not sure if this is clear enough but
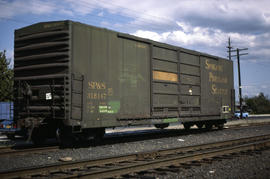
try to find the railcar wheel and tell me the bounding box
[31,127,46,145]
[154,123,169,129]
[196,123,203,130]
[92,128,105,145]
[94,128,105,141]
[183,123,191,130]
[56,127,74,147]
[205,123,213,130]
[216,123,224,130]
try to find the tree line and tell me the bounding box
[244,93,270,114]
[0,50,13,101]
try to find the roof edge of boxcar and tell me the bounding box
[71,20,230,62]
[14,20,70,37]
[15,20,229,61]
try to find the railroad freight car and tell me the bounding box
[14,20,234,144]
[0,102,16,139]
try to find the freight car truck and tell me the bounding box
[14,21,234,144]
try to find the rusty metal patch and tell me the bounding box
[153,71,178,82]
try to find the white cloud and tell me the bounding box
[98,11,104,17]
[63,0,95,16]
[251,49,270,58]
[263,12,270,24]
[100,21,124,29]
[0,0,56,18]
[242,84,270,97]
[85,0,270,31]
[132,30,168,42]
[2,0,270,33]
[5,49,13,60]
[176,21,191,33]
[133,22,256,50]
[59,9,74,16]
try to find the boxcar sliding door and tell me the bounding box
[179,51,201,116]
[151,45,180,117]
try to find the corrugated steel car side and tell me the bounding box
[70,22,234,129]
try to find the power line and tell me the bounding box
[232,60,270,71]
[69,0,178,31]
[0,3,178,35]
[93,0,176,24]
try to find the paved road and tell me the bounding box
[249,114,270,119]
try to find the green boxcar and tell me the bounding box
[14,20,234,144]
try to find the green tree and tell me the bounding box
[0,50,13,101]
[245,93,270,114]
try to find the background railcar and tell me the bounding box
[14,20,234,144]
[0,102,16,139]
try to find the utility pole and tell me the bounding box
[227,37,233,60]
[231,48,248,119]
[237,49,243,119]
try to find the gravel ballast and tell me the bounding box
[147,149,270,179]
[0,123,270,178]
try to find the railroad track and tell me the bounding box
[0,145,59,157]
[0,134,269,179]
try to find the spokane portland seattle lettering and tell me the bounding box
[205,59,228,95]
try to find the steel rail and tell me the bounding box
[0,134,270,179]
[0,145,59,157]
[74,140,270,179]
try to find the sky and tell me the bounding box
[0,0,270,98]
